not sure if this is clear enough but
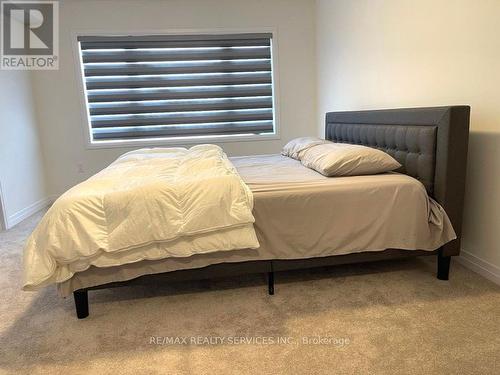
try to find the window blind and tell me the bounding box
[77,33,275,142]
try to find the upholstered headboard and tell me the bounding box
[325,106,470,256]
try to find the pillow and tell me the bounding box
[299,142,401,177]
[281,137,329,160]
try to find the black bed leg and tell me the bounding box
[73,290,89,319]
[437,250,451,280]
[268,272,275,295]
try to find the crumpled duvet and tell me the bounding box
[23,145,259,290]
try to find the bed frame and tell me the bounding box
[73,106,470,319]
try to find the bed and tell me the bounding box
[25,106,471,318]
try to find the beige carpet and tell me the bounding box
[0,211,499,375]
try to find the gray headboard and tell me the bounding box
[325,106,470,256]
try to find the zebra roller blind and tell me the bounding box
[77,33,276,142]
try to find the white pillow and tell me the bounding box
[281,137,329,160]
[299,142,401,177]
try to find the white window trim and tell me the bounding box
[71,27,281,150]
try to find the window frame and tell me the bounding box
[72,28,281,149]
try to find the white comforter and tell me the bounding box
[23,145,259,290]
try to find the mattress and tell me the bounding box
[57,154,456,296]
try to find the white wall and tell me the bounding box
[32,0,317,195]
[0,69,48,228]
[316,0,500,276]
[13,0,498,281]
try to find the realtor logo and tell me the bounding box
[1,0,59,69]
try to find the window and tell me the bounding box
[77,33,277,144]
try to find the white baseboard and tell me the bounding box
[0,182,7,231]
[457,250,500,286]
[6,196,53,229]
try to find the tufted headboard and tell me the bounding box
[325,106,470,256]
